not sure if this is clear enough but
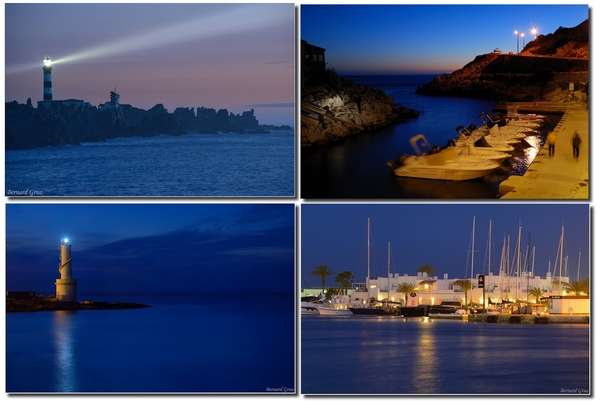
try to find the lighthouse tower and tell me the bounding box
[55,238,78,302]
[43,55,52,101]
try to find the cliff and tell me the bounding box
[416,20,589,103]
[301,70,419,147]
[5,100,290,150]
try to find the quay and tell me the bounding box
[494,102,589,199]
[429,313,589,324]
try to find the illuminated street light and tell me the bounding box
[514,30,519,53]
[531,28,538,56]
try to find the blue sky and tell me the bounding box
[5,3,294,125]
[301,4,589,74]
[6,204,295,295]
[301,204,589,290]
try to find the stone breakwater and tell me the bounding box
[302,77,419,147]
[6,298,152,312]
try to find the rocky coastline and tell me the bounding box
[301,74,419,147]
[5,100,292,151]
[416,20,588,102]
[6,297,152,312]
[301,19,587,148]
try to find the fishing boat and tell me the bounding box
[393,135,499,181]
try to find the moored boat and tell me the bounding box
[393,134,500,181]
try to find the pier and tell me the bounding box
[494,102,588,199]
[429,313,589,324]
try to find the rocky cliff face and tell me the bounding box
[416,19,588,103]
[301,73,419,147]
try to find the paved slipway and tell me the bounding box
[499,103,589,199]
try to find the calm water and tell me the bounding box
[301,316,589,395]
[301,75,559,199]
[5,130,295,197]
[6,292,295,393]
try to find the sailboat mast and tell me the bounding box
[387,242,391,304]
[516,224,521,301]
[367,217,371,295]
[558,225,564,295]
[488,220,492,276]
[471,216,475,279]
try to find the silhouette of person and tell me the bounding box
[546,131,557,157]
[572,131,582,158]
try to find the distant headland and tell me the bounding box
[5,98,293,150]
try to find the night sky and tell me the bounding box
[5,3,294,125]
[5,204,295,296]
[301,4,589,75]
[301,204,589,289]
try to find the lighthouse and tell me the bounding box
[43,54,52,101]
[55,238,78,302]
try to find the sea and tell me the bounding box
[301,316,590,395]
[301,75,561,199]
[6,292,295,393]
[5,130,295,197]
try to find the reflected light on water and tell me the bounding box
[53,311,78,392]
[411,327,438,393]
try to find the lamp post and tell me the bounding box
[531,28,538,56]
[521,33,525,52]
[514,30,519,53]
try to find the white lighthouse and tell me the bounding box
[43,54,53,101]
[55,238,78,302]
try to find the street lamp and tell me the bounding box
[521,33,525,52]
[514,30,519,53]
[531,28,538,56]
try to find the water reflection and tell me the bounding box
[53,311,78,392]
[410,326,438,394]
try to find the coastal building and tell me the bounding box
[544,295,589,314]
[55,239,78,302]
[303,271,571,307]
[301,40,327,82]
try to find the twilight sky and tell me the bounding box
[5,204,295,295]
[5,3,294,125]
[301,204,589,290]
[301,4,589,75]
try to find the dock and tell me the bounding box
[495,102,588,199]
[428,313,589,324]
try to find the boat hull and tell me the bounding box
[394,162,498,181]
[348,307,399,316]
[315,306,353,316]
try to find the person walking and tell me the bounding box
[572,131,582,158]
[547,131,557,157]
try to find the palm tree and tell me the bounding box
[456,280,473,307]
[565,278,589,296]
[335,270,354,295]
[416,264,437,276]
[396,282,416,306]
[310,264,334,294]
[528,287,544,303]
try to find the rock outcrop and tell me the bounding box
[5,101,289,150]
[301,72,419,147]
[416,20,588,103]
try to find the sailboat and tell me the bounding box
[349,222,400,316]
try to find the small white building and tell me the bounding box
[544,295,590,314]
